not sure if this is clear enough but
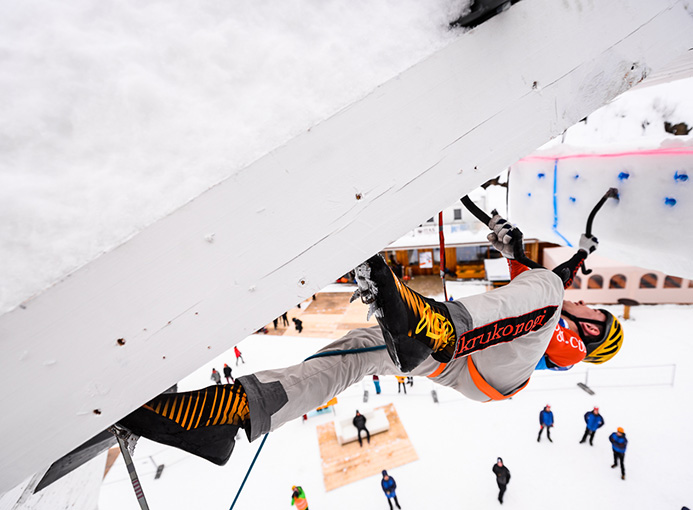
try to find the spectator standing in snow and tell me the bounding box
[372,375,381,394]
[381,470,401,510]
[223,364,234,384]
[353,410,370,447]
[537,404,554,442]
[290,485,308,509]
[580,407,605,445]
[281,312,290,326]
[273,318,279,330]
[292,317,303,333]
[493,457,511,504]
[609,427,628,480]
[234,346,244,366]
[210,368,221,385]
[395,376,407,394]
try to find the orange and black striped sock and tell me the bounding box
[143,381,249,431]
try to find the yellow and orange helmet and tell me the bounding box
[582,310,624,364]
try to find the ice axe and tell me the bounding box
[585,187,619,238]
[580,187,619,275]
[460,187,619,270]
[460,195,543,269]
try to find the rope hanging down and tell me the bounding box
[229,433,269,510]
[438,211,448,301]
[228,344,387,509]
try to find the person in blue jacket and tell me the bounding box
[579,407,604,446]
[381,470,401,510]
[537,404,554,442]
[609,427,628,480]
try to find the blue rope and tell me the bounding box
[229,432,269,510]
[228,343,386,508]
[304,344,386,361]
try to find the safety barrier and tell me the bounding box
[529,363,676,392]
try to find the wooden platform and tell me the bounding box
[262,278,450,340]
[317,403,418,491]
[263,291,374,339]
[103,446,120,479]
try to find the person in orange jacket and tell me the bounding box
[395,376,407,394]
[290,485,308,509]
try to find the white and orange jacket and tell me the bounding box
[240,263,567,441]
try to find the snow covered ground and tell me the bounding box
[98,286,693,509]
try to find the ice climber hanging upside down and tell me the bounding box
[117,214,624,465]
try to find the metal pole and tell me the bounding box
[116,437,150,510]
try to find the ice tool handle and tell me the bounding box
[580,187,620,275]
[585,187,619,238]
[460,195,543,269]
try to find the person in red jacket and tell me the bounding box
[234,345,244,366]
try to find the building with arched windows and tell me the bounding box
[544,247,693,304]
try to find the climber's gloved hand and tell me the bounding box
[487,214,519,259]
[579,233,598,254]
